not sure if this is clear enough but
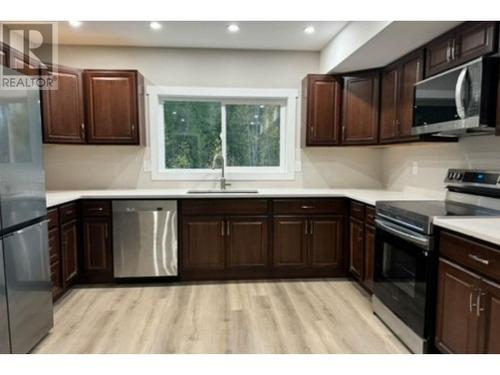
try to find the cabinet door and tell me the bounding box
[61,220,79,287]
[309,216,343,269]
[479,278,500,354]
[82,218,113,282]
[342,72,380,145]
[84,70,139,144]
[273,217,308,268]
[349,218,365,279]
[41,66,85,144]
[398,51,423,139]
[48,227,63,300]
[227,217,269,269]
[455,22,497,66]
[379,67,399,142]
[182,216,225,270]
[303,75,341,146]
[363,224,375,292]
[435,259,481,354]
[426,35,453,77]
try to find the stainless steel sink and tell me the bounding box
[187,189,259,194]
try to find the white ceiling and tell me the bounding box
[56,21,348,51]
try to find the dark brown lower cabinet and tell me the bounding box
[182,216,226,272]
[48,226,63,300]
[80,200,113,283]
[61,219,79,288]
[273,215,344,276]
[273,217,308,269]
[349,217,365,280]
[435,258,500,354]
[227,217,269,269]
[182,215,269,279]
[364,224,375,292]
[82,217,113,282]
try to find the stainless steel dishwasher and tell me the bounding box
[112,200,178,278]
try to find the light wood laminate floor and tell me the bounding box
[33,279,409,354]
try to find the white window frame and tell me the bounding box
[147,86,298,181]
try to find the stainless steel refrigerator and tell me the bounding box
[0,67,53,353]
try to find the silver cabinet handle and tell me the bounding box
[301,205,314,209]
[469,291,477,312]
[476,292,485,317]
[310,220,314,235]
[221,220,225,236]
[226,221,230,236]
[305,220,309,235]
[468,254,489,265]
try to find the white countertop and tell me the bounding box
[433,217,500,247]
[46,188,500,247]
[45,188,433,208]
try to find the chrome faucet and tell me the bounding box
[212,153,231,190]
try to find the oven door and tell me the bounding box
[374,219,434,337]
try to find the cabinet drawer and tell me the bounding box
[365,205,375,226]
[81,200,111,217]
[350,201,365,220]
[272,199,347,215]
[47,208,59,229]
[182,199,269,216]
[440,230,500,283]
[59,202,78,223]
[48,227,60,264]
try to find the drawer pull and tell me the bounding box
[89,207,104,211]
[468,254,490,265]
[301,205,314,209]
[65,209,74,215]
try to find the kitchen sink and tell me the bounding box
[187,189,259,194]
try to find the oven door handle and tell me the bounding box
[375,218,431,250]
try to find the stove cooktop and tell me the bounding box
[376,200,500,235]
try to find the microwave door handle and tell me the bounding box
[375,218,431,250]
[455,67,468,119]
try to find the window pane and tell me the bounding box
[226,104,280,167]
[163,101,221,169]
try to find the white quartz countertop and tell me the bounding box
[45,188,433,208]
[46,188,500,247]
[433,217,500,247]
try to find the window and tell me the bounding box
[148,87,298,180]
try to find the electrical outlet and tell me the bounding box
[412,161,418,175]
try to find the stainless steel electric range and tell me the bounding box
[372,169,500,354]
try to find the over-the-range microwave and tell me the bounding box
[412,57,498,137]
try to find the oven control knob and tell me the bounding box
[448,171,455,180]
[456,172,463,180]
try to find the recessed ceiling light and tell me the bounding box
[227,24,240,33]
[304,26,315,34]
[68,21,82,28]
[150,21,162,30]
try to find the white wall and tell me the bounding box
[381,136,500,197]
[44,45,383,190]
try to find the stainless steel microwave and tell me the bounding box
[412,57,498,136]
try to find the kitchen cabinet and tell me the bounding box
[435,258,482,354]
[380,50,423,143]
[348,201,376,291]
[301,74,342,146]
[61,219,79,288]
[349,217,365,280]
[47,209,63,301]
[83,70,143,144]
[309,217,343,269]
[80,200,113,283]
[182,216,226,271]
[226,217,269,269]
[342,71,380,145]
[425,22,497,77]
[273,217,309,269]
[41,65,85,144]
[436,230,500,354]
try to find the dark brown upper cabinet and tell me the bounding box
[425,21,497,77]
[380,49,424,143]
[341,70,380,145]
[301,74,342,146]
[41,65,86,144]
[83,70,143,145]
